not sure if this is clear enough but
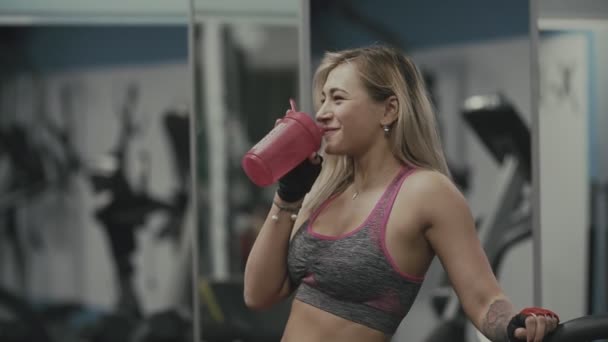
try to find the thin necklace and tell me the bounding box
[351,166,397,200]
[352,183,360,200]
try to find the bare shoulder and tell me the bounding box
[400,169,471,225]
[402,168,463,199]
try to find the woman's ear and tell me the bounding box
[381,95,399,126]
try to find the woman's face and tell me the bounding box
[316,63,386,156]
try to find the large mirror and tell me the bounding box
[308,1,534,341]
[188,0,545,341]
[189,0,302,341]
[0,18,193,342]
[537,0,608,324]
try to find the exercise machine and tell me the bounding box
[83,85,192,342]
[0,83,193,342]
[545,314,608,342]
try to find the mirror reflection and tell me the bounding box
[537,0,608,325]
[190,1,300,340]
[0,25,193,342]
[304,1,535,341]
[194,1,534,341]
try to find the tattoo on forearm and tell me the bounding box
[481,299,514,342]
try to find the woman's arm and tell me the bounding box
[416,171,555,341]
[243,194,303,310]
[243,135,322,311]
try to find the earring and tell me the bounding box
[383,125,390,135]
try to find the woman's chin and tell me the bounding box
[323,144,344,155]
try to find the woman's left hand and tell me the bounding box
[511,311,560,341]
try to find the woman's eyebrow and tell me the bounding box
[321,87,349,96]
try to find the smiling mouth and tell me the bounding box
[323,128,339,136]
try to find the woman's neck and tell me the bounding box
[351,144,402,196]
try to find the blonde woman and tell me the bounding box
[244,45,558,342]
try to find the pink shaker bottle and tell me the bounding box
[242,99,323,187]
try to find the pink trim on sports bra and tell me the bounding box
[306,166,407,240]
[379,167,425,283]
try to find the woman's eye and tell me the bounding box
[333,96,343,102]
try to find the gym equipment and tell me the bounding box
[0,81,87,298]
[156,108,190,242]
[426,314,608,342]
[88,84,191,320]
[0,82,99,342]
[0,84,193,342]
[79,85,194,342]
[544,314,608,342]
[0,123,51,291]
[426,94,532,342]
[0,31,194,342]
[0,124,49,196]
[76,93,192,342]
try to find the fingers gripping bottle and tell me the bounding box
[242,99,323,187]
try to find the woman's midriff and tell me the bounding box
[281,299,390,342]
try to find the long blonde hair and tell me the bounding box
[303,45,450,212]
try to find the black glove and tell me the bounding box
[277,155,322,203]
[507,313,528,341]
[507,307,560,341]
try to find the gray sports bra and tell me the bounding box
[287,166,424,335]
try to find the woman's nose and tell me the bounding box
[315,108,332,123]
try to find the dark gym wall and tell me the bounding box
[10,1,529,72]
[16,25,188,72]
[311,0,530,55]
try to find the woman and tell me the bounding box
[244,45,558,342]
